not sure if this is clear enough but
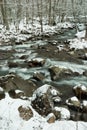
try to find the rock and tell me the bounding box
[33,72,45,81]
[18,105,33,121]
[0,87,5,100]
[49,66,73,80]
[19,55,28,59]
[79,54,87,60]
[32,84,61,116]
[53,106,70,120]
[8,61,18,68]
[52,96,62,103]
[82,100,87,112]
[46,113,56,123]
[66,96,80,110]
[52,108,61,120]
[73,84,87,99]
[27,58,45,67]
[1,74,37,97]
[8,89,26,99]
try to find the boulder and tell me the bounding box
[46,113,56,123]
[52,106,70,120]
[32,84,61,116]
[27,58,45,67]
[82,100,87,112]
[66,96,80,110]
[1,74,37,97]
[8,61,19,68]
[18,105,33,121]
[33,72,45,81]
[8,89,26,99]
[73,84,87,99]
[49,66,75,80]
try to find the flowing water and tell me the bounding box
[0,29,87,87]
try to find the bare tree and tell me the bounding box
[37,0,43,33]
[26,0,30,24]
[85,24,87,40]
[0,0,9,29]
[48,0,52,25]
[31,0,34,24]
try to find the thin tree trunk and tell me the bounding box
[48,0,52,25]
[26,0,30,24]
[85,25,87,40]
[52,0,56,25]
[0,0,9,29]
[40,0,43,33]
[32,0,34,25]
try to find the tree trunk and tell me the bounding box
[48,0,52,25]
[37,0,43,33]
[85,25,87,40]
[0,0,9,29]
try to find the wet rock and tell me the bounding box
[66,96,80,111]
[19,55,28,60]
[46,113,56,123]
[0,87,5,100]
[73,84,87,99]
[18,105,33,121]
[8,61,19,68]
[33,72,45,81]
[32,84,61,116]
[27,58,45,67]
[15,41,23,45]
[79,54,87,60]
[20,29,30,34]
[1,74,37,97]
[8,89,26,99]
[49,66,74,80]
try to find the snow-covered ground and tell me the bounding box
[0,92,87,130]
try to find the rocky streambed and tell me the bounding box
[0,28,87,122]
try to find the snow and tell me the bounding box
[0,92,87,130]
[54,107,70,120]
[0,87,4,92]
[32,84,50,99]
[70,96,79,101]
[73,84,87,91]
[82,100,87,107]
[66,96,80,106]
[69,38,87,50]
[75,30,85,39]
[50,89,58,96]
[43,121,87,130]
[32,57,45,62]
[57,22,73,29]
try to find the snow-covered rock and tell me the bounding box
[73,84,87,98]
[32,84,61,116]
[53,107,70,120]
[82,100,87,112]
[66,96,80,108]
[18,105,33,121]
[46,113,56,123]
